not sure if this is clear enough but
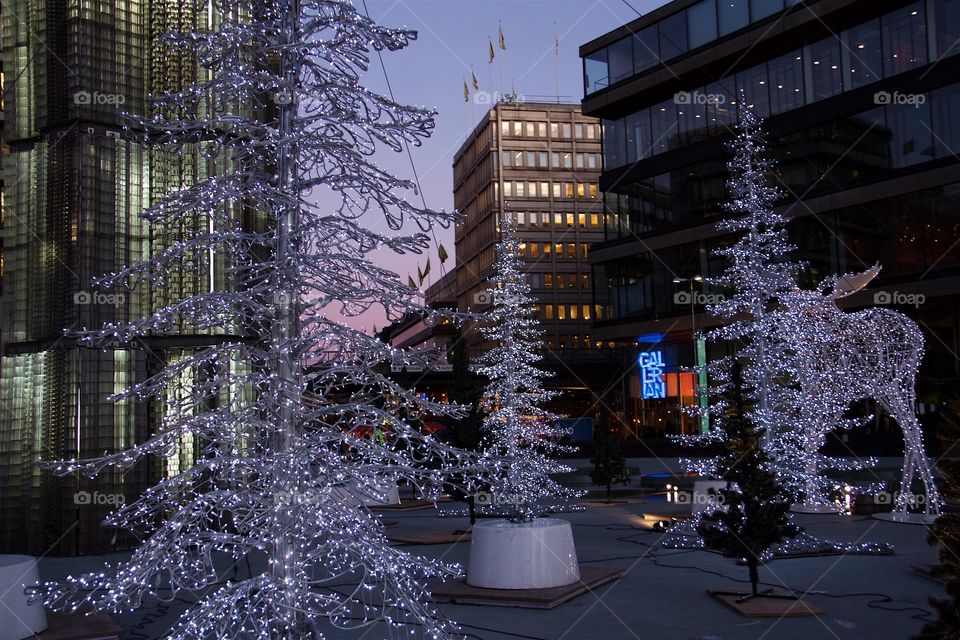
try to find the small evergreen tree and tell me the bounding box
[476,214,577,521]
[917,397,960,639]
[698,362,799,599]
[590,412,630,502]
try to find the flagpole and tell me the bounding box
[498,20,505,97]
[554,26,561,104]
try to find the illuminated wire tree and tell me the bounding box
[476,214,576,521]
[36,1,492,638]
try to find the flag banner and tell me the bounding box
[423,257,432,279]
[488,39,495,63]
[463,80,469,102]
[417,264,425,285]
[438,244,449,263]
[408,275,417,289]
[471,70,479,90]
[499,23,507,50]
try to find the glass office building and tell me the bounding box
[0,2,257,554]
[580,0,960,439]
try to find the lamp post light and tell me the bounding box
[673,275,703,434]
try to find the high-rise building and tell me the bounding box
[453,101,622,416]
[580,0,960,439]
[0,3,251,555]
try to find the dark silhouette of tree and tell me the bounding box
[698,361,799,599]
[917,397,960,639]
[590,412,630,501]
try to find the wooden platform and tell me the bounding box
[708,589,824,618]
[37,612,122,640]
[430,565,623,608]
[388,530,472,545]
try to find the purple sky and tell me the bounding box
[342,0,663,332]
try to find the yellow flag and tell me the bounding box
[488,38,495,63]
[499,23,506,50]
[463,80,469,102]
[471,70,479,90]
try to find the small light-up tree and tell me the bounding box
[476,214,577,521]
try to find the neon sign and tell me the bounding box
[638,350,666,399]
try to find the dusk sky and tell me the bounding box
[348,0,663,332]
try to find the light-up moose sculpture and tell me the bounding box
[767,264,940,521]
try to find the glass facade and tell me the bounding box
[602,0,956,172]
[583,0,806,95]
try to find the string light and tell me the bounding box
[475,213,580,521]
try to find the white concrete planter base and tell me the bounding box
[466,517,580,589]
[0,555,47,640]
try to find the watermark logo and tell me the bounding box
[674,291,725,306]
[74,290,125,308]
[472,491,522,506]
[873,290,925,308]
[74,491,125,506]
[473,90,526,105]
[874,90,926,108]
[273,291,297,305]
[273,91,293,105]
[873,491,928,506]
[276,489,324,505]
[674,91,726,105]
[73,91,126,106]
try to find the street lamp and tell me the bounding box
[672,275,703,434]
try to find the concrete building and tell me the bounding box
[580,0,960,440]
[453,101,623,418]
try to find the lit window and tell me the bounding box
[543,243,552,256]
[540,181,549,196]
[565,183,574,198]
[557,274,565,289]
[529,243,540,258]
[552,183,561,199]
[541,212,550,226]
[570,305,578,320]
[550,122,559,137]
[567,274,576,288]
[516,211,526,225]
[566,243,576,259]
[555,243,563,257]
[518,242,527,258]
[554,213,563,226]
[589,184,598,198]
[525,122,535,137]
[504,182,513,197]
[512,121,522,136]
[578,213,586,227]
[545,305,554,320]
[577,183,586,198]
[527,182,537,196]
[537,122,547,137]
[558,305,566,320]
[580,244,589,259]
[590,213,600,227]
[515,182,525,197]
[582,304,591,320]
[544,274,553,288]
[572,335,580,349]
[567,213,574,227]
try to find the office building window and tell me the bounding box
[543,243,552,257]
[562,123,572,138]
[537,122,548,137]
[554,213,563,226]
[567,274,577,288]
[589,184,599,198]
[525,122,536,137]
[932,83,960,158]
[659,11,687,60]
[565,183,575,198]
[529,243,540,258]
[513,150,524,166]
[504,182,512,197]
[550,122,560,138]
[581,274,590,288]
[562,152,573,168]
[576,153,585,168]
[567,243,576,259]
[736,62,770,118]
[558,305,566,320]
[552,182,561,198]
[569,305,579,320]
[577,183,586,198]
[590,213,600,227]
[580,244,589,259]
[651,101,677,153]
[527,181,537,196]
[633,26,660,73]
[502,151,511,166]
[688,0,717,49]
[555,242,563,257]
[603,117,626,168]
[886,100,933,167]
[545,305,554,320]
[751,0,782,21]
[807,36,843,101]
[556,273,565,289]
[527,151,537,167]
[578,213,586,227]
[544,274,553,288]
[608,36,634,84]
[581,304,591,320]
[540,181,549,196]
[512,121,522,136]
[718,0,749,36]
[516,211,526,225]
[588,153,598,168]
[843,18,882,89]
[935,0,960,58]
[539,151,548,167]
[575,123,584,138]
[882,2,927,76]
[518,242,527,258]
[515,182,525,197]
[768,50,804,115]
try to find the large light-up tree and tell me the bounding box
[476,214,576,521]
[37,2,492,638]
